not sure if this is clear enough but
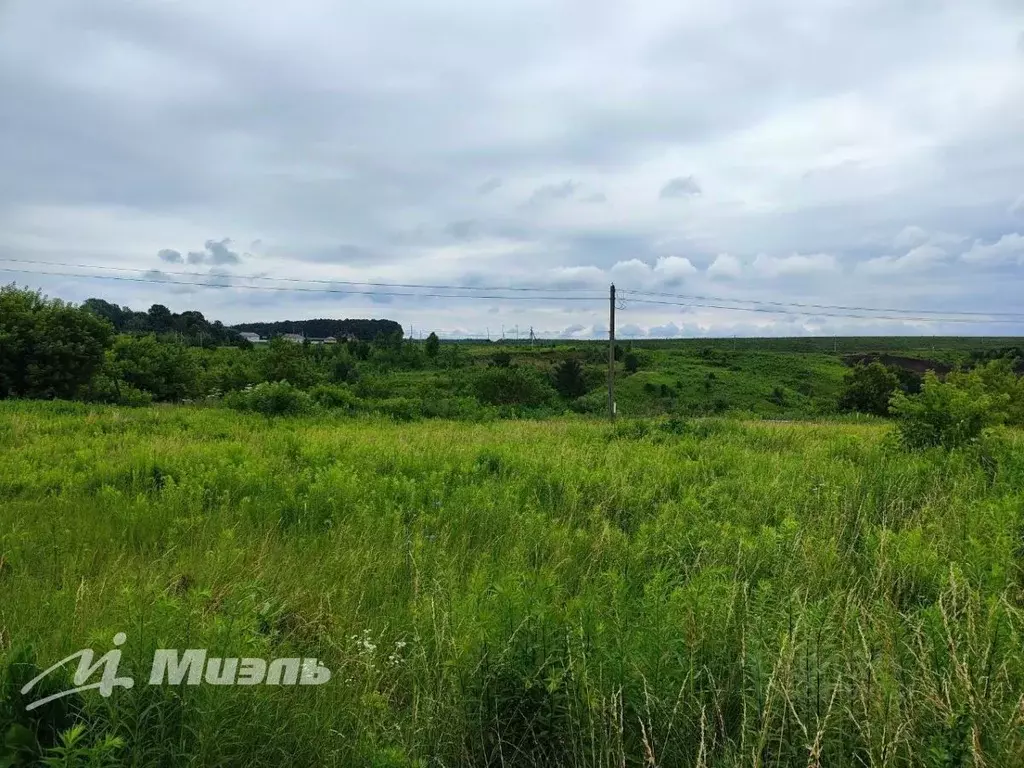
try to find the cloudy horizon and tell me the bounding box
[1,0,1023,338]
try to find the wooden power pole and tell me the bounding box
[607,283,616,420]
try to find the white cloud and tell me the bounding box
[707,254,742,279]
[752,253,838,278]
[648,321,682,337]
[652,255,697,280]
[609,258,652,285]
[892,225,929,250]
[1011,195,1024,217]
[546,265,605,288]
[961,233,1024,265]
[858,244,948,275]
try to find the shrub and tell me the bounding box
[0,285,113,399]
[223,381,313,416]
[106,334,200,402]
[890,371,1005,450]
[261,337,320,388]
[424,332,440,360]
[82,374,154,407]
[473,366,556,408]
[552,358,587,399]
[839,362,900,416]
[972,358,1024,425]
[330,356,357,384]
[309,384,360,411]
[568,390,605,414]
[491,351,512,368]
[623,352,640,374]
[893,367,923,395]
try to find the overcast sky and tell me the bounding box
[1,0,1023,338]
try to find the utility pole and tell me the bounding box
[607,283,616,420]
[529,326,535,348]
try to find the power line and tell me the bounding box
[620,288,1024,319]
[3,262,1021,325]
[0,258,603,295]
[620,295,1023,324]
[0,266,604,302]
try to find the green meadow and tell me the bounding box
[3,402,1024,766]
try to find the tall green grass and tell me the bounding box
[2,402,1024,765]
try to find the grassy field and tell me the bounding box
[3,402,1024,766]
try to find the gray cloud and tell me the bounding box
[527,180,578,206]
[185,238,242,266]
[659,176,702,199]
[1,0,1023,336]
[445,220,480,240]
[477,177,502,195]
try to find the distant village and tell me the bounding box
[237,331,360,345]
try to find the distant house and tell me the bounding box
[281,333,305,343]
[322,336,337,344]
[239,332,263,343]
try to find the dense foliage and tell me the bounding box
[4,286,1024,424]
[891,362,1024,449]
[82,298,242,346]
[838,362,900,416]
[0,285,112,399]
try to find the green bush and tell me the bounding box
[223,381,313,416]
[890,371,1005,449]
[838,362,899,416]
[972,358,1024,425]
[261,337,320,388]
[82,373,154,407]
[472,366,556,408]
[105,334,200,402]
[569,391,604,414]
[309,384,360,411]
[0,285,113,399]
[552,358,587,399]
